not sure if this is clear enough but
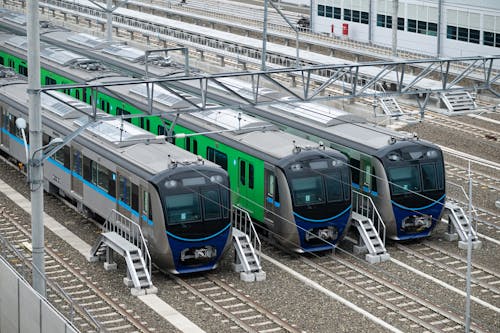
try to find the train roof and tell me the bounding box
[264,100,438,156]
[0,79,221,177]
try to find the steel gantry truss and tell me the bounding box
[37,55,500,118]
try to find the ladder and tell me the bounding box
[440,91,476,113]
[89,210,156,295]
[444,202,482,250]
[351,190,390,263]
[231,206,266,282]
[352,212,390,263]
[378,96,403,117]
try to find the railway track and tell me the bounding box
[170,273,301,333]
[287,252,488,333]
[0,195,153,333]
[392,243,500,305]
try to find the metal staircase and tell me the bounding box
[378,96,403,117]
[351,191,390,263]
[444,202,482,249]
[89,210,156,295]
[231,206,266,282]
[440,91,477,113]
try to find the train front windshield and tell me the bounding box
[154,169,230,238]
[286,159,350,216]
[388,163,443,195]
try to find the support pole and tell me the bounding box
[106,0,113,42]
[262,0,269,70]
[391,0,398,57]
[465,161,473,332]
[27,0,45,296]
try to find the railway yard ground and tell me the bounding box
[1,1,500,332]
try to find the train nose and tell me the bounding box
[180,246,217,262]
[401,215,432,233]
[305,226,338,242]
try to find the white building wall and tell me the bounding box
[311,0,500,57]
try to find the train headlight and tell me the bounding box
[165,180,178,188]
[387,153,401,161]
[210,175,223,183]
[290,163,302,171]
[426,150,439,158]
[331,160,340,167]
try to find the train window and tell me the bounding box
[349,158,360,185]
[240,160,246,185]
[18,65,27,76]
[54,145,70,169]
[186,137,191,152]
[249,164,254,189]
[75,89,80,100]
[207,147,228,170]
[72,150,82,176]
[364,165,372,188]
[202,189,221,220]
[326,173,342,202]
[157,125,165,135]
[193,139,198,154]
[268,174,275,198]
[421,163,438,191]
[91,162,116,198]
[45,77,56,85]
[83,156,92,181]
[0,56,3,65]
[388,165,420,195]
[131,183,139,211]
[42,133,51,146]
[7,113,17,135]
[291,176,325,206]
[143,191,152,221]
[119,175,131,206]
[165,193,201,224]
[117,107,131,123]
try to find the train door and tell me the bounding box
[237,158,256,214]
[360,157,375,195]
[71,148,83,197]
[116,170,133,220]
[0,107,8,148]
[264,168,279,224]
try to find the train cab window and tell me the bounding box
[54,145,70,169]
[388,165,420,195]
[325,173,342,202]
[42,133,51,146]
[143,190,152,221]
[202,189,221,220]
[207,147,228,170]
[83,156,92,181]
[421,163,439,191]
[363,165,372,189]
[291,176,325,206]
[72,150,83,176]
[268,174,275,198]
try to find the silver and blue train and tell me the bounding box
[0,68,232,273]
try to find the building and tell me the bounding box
[306,0,500,57]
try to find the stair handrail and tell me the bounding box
[351,190,386,245]
[231,205,261,263]
[104,209,151,278]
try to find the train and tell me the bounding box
[0,10,447,242]
[0,67,233,274]
[0,28,353,252]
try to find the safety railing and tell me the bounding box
[231,205,261,263]
[351,189,386,245]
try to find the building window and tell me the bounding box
[458,27,468,42]
[408,19,417,33]
[377,14,392,28]
[447,25,457,39]
[334,7,341,20]
[484,31,495,46]
[318,4,325,17]
[344,9,351,21]
[325,6,332,18]
[469,29,480,44]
